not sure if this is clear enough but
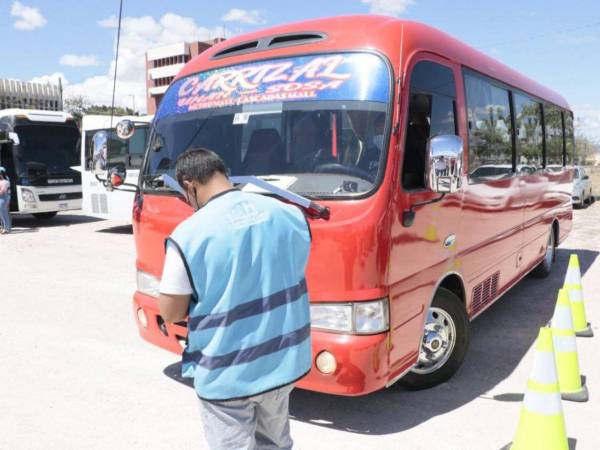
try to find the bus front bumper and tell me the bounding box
[133,291,392,396]
[15,185,82,214]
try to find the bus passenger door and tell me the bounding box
[388,56,464,371]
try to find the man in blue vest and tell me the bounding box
[158,148,312,450]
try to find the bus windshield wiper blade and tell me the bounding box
[230,175,330,220]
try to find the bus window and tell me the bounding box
[465,73,514,182]
[514,93,543,171]
[544,104,563,168]
[563,111,575,166]
[402,60,457,190]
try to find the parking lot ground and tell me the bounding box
[1,203,599,450]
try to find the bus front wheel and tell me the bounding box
[529,227,555,279]
[33,212,57,220]
[398,287,470,390]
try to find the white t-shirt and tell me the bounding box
[0,179,10,196]
[159,242,193,295]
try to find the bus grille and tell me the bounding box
[91,193,108,214]
[38,192,82,201]
[471,271,500,315]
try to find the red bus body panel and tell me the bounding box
[132,16,573,396]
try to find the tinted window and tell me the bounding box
[465,73,514,181]
[564,111,574,166]
[544,105,564,167]
[514,93,543,171]
[14,124,80,175]
[402,61,457,189]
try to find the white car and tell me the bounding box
[572,166,593,208]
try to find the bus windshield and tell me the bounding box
[15,123,80,175]
[142,52,391,198]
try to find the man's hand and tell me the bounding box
[158,293,191,323]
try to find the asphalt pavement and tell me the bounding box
[1,203,599,450]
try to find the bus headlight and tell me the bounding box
[354,299,389,334]
[136,270,160,298]
[310,299,389,334]
[21,188,35,203]
[311,304,352,332]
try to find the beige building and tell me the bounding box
[145,39,224,114]
[0,79,63,111]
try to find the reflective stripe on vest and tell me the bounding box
[188,279,307,331]
[183,323,310,370]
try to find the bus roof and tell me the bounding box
[81,114,153,131]
[0,108,73,123]
[176,15,570,111]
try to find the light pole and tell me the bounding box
[128,94,135,114]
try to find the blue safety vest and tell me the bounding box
[168,189,312,400]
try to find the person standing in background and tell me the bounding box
[0,167,11,234]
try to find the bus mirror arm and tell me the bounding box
[402,193,446,227]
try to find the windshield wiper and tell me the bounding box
[231,175,330,220]
[142,173,175,191]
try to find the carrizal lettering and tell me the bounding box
[176,55,352,110]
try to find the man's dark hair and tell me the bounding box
[175,148,228,185]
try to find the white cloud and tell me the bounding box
[221,8,266,25]
[55,12,231,112]
[30,72,68,86]
[60,54,100,67]
[11,1,47,30]
[362,0,415,16]
[574,105,600,142]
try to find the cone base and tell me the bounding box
[501,438,577,450]
[575,323,594,338]
[562,383,589,402]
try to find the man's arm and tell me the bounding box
[158,293,191,322]
[158,242,194,322]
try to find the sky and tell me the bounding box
[1,0,599,141]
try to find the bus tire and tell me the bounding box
[33,212,58,220]
[529,227,555,279]
[397,287,470,390]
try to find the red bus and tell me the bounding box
[129,16,573,395]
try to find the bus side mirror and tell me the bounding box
[116,119,135,140]
[426,135,463,194]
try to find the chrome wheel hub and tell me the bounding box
[412,307,456,375]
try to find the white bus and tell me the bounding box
[81,114,152,221]
[0,109,81,219]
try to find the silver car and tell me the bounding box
[572,166,593,208]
